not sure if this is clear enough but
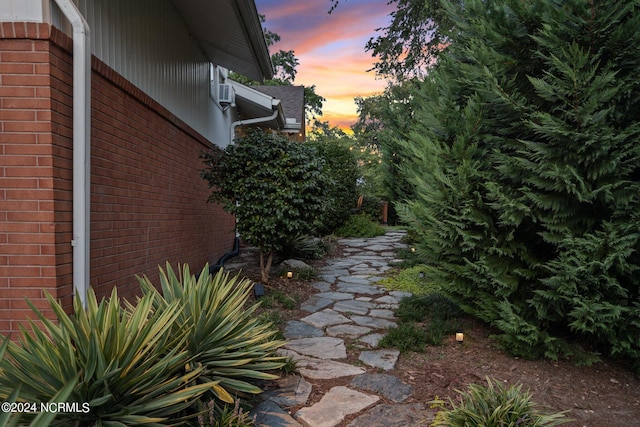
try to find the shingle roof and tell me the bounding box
[252,85,305,125]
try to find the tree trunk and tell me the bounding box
[259,249,274,283]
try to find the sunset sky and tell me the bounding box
[254,0,395,131]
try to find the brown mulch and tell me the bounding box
[230,242,640,427]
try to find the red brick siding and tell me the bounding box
[0,23,65,335]
[1,23,235,335]
[89,62,235,300]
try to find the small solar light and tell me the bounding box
[410,247,416,253]
[287,271,293,279]
[456,332,464,344]
[253,283,265,298]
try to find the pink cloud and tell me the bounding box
[256,0,394,132]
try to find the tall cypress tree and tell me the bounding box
[396,0,640,366]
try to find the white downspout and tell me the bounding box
[230,100,281,144]
[53,0,91,308]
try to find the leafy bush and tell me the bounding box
[281,234,330,260]
[0,289,212,426]
[308,139,359,233]
[359,194,383,222]
[201,128,329,282]
[137,264,286,406]
[432,378,570,426]
[335,214,385,238]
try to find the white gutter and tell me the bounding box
[230,100,281,143]
[53,0,91,309]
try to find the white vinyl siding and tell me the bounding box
[0,0,43,21]
[55,0,219,143]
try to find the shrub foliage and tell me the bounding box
[201,129,329,282]
[394,0,640,365]
[0,289,212,426]
[432,378,570,426]
[308,138,358,233]
[0,265,284,426]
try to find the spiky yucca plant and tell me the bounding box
[137,264,286,405]
[0,289,215,426]
[432,378,570,426]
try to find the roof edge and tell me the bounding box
[235,0,273,81]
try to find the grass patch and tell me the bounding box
[379,322,428,352]
[279,357,298,376]
[260,289,298,310]
[382,293,467,351]
[334,214,386,238]
[378,264,440,296]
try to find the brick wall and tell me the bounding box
[0,22,67,335]
[89,60,235,300]
[0,23,235,336]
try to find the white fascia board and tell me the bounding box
[231,81,276,113]
[230,81,286,129]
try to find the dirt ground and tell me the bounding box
[234,243,640,427]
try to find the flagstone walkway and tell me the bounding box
[251,230,434,427]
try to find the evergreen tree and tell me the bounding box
[396,0,640,367]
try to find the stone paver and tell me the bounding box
[326,324,372,338]
[264,375,312,406]
[369,308,396,319]
[285,337,346,359]
[333,299,375,315]
[350,374,413,403]
[253,400,302,427]
[300,309,352,328]
[347,403,433,427]
[351,315,397,329]
[284,321,324,339]
[358,333,385,347]
[280,350,366,379]
[359,349,401,370]
[295,386,379,427]
[300,296,334,312]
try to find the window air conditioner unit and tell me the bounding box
[218,83,234,105]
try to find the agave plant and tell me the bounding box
[432,377,570,426]
[137,264,286,405]
[0,288,215,426]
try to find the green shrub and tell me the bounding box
[281,234,330,260]
[432,378,570,426]
[308,139,359,234]
[394,0,640,365]
[359,194,383,222]
[137,264,286,406]
[0,289,212,426]
[335,214,385,238]
[202,128,330,282]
